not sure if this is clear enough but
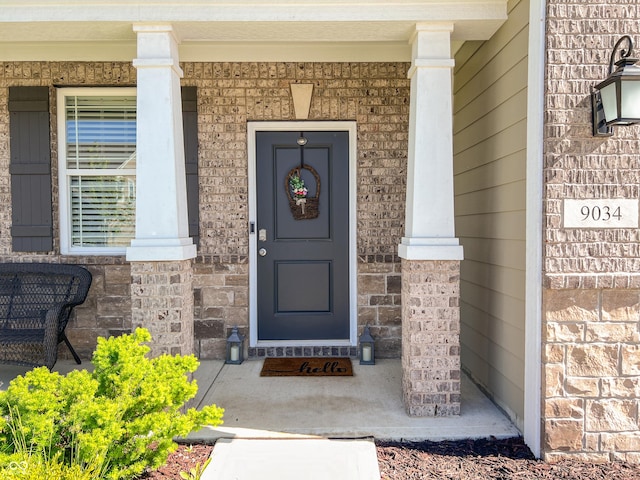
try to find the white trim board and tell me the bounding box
[57,86,137,256]
[524,0,545,459]
[247,121,358,348]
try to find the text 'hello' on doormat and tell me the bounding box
[260,357,353,377]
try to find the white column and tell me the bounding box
[398,23,463,261]
[126,24,196,261]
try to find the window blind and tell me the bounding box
[70,176,135,247]
[65,96,136,170]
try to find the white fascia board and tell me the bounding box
[1,2,508,24]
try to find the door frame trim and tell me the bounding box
[247,121,358,347]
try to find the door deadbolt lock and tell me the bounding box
[258,248,267,257]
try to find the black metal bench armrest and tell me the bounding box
[43,304,65,369]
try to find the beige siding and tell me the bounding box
[453,0,528,429]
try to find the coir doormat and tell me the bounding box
[260,357,353,377]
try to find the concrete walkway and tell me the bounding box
[1,358,520,479]
[204,438,380,480]
[187,358,519,479]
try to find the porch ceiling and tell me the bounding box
[0,0,506,61]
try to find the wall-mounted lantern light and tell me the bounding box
[359,325,375,365]
[592,35,640,137]
[225,326,244,364]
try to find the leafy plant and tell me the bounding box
[179,457,211,480]
[289,174,308,198]
[0,390,109,480]
[1,457,105,480]
[0,328,224,479]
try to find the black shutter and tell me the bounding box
[8,86,53,252]
[182,86,199,246]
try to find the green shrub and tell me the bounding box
[0,328,224,479]
[0,403,109,480]
[1,459,101,480]
[0,449,106,480]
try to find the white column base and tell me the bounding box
[127,239,196,261]
[398,238,463,261]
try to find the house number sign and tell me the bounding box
[563,199,639,228]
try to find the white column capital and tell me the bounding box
[132,23,177,34]
[410,23,454,61]
[413,22,455,34]
[132,23,183,76]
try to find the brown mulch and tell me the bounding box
[140,437,640,479]
[376,437,640,479]
[139,444,214,479]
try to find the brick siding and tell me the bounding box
[543,0,640,462]
[0,61,410,359]
[131,260,194,357]
[185,61,410,358]
[401,259,461,416]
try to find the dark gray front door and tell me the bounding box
[256,131,350,341]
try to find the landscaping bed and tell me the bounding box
[143,437,640,479]
[376,437,640,479]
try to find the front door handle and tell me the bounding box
[259,248,267,257]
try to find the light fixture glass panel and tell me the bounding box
[599,82,619,123]
[621,81,640,120]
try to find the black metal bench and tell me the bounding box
[0,263,92,369]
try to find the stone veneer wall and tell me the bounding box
[401,259,461,416]
[357,254,402,358]
[543,1,640,462]
[544,289,640,461]
[0,61,409,360]
[67,263,132,359]
[131,260,194,357]
[192,257,249,359]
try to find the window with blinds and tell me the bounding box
[59,89,137,254]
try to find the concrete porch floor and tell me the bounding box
[0,358,520,442]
